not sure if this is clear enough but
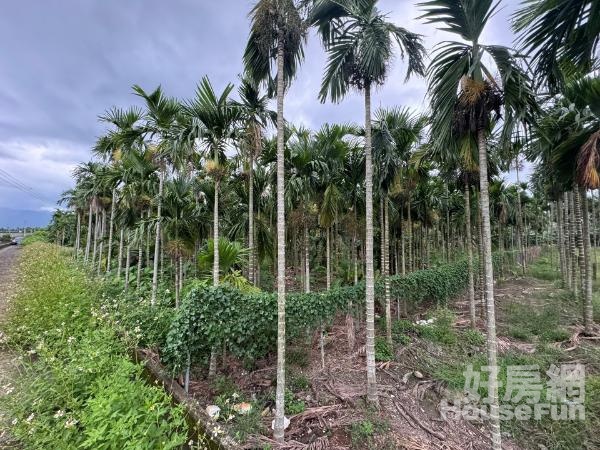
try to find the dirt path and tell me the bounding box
[0,245,20,448]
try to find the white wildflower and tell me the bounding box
[64,418,78,429]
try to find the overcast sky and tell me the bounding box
[0,0,521,226]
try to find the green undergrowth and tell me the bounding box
[527,254,561,281]
[505,302,570,343]
[1,243,189,449]
[348,401,392,450]
[400,291,600,450]
[417,337,599,449]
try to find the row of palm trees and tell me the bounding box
[51,0,599,446]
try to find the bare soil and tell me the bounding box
[177,292,525,449]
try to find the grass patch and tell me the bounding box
[505,302,569,343]
[463,329,486,347]
[288,372,310,392]
[527,255,561,281]
[348,403,391,450]
[1,243,189,449]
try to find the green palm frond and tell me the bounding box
[243,0,307,88]
[418,0,499,42]
[427,41,471,151]
[197,238,249,277]
[313,0,425,102]
[513,0,600,91]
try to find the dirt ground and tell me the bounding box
[0,246,20,448]
[182,291,529,449]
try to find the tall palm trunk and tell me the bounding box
[249,152,255,285]
[84,202,93,263]
[151,167,164,306]
[384,196,392,345]
[179,255,184,296]
[117,228,124,279]
[326,227,331,290]
[477,128,501,450]
[380,198,385,273]
[445,182,450,261]
[593,190,598,279]
[273,33,287,443]
[213,178,220,286]
[137,233,143,290]
[478,203,486,318]
[557,198,566,285]
[175,256,180,308]
[574,186,585,303]
[564,192,572,287]
[75,211,81,259]
[364,82,378,405]
[400,205,406,276]
[304,223,310,293]
[465,180,476,328]
[579,186,594,334]
[210,170,220,378]
[97,208,106,275]
[407,193,413,272]
[569,192,578,293]
[106,188,117,273]
[145,210,151,268]
[354,205,359,283]
[347,212,356,349]
[92,206,99,266]
[515,156,526,274]
[124,241,131,292]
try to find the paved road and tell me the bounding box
[0,245,20,448]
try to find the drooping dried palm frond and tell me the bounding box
[576,130,600,188]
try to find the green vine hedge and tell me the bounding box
[163,253,518,369]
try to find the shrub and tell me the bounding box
[285,389,306,415]
[349,415,390,450]
[21,230,49,245]
[267,389,305,416]
[374,337,394,361]
[463,329,485,347]
[416,309,457,345]
[289,373,310,392]
[350,420,375,448]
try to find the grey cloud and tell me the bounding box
[0,0,522,222]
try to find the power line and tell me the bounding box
[0,171,52,203]
[0,168,52,201]
[0,168,41,193]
